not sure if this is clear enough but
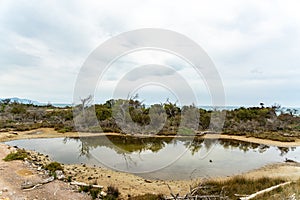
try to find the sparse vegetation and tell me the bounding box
[193,176,286,200]
[3,149,28,161]
[254,178,300,199]
[104,185,120,200]
[78,185,119,200]
[128,193,164,200]
[43,161,63,173]
[78,185,102,199]
[1,98,300,142]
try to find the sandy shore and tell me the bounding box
[1,142,300,199]
[203,134,300,147]
[1,128,300,147]
[1,128,300,198]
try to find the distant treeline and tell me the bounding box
[0,98,299,142]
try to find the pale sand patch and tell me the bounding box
[203,134,300,147]
[0,128,120,142]
[16,169,34,176]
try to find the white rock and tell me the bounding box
[100,191,107,196]
[55,170,65,180]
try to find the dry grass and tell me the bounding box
[254,179,300,199]
[193,176,286,200]
[128,193,164,200]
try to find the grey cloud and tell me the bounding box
[124,65,176,81]
[0,0,300,106]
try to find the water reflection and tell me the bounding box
[4,136,300,180]
[67,135,295,158]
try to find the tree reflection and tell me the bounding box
[183,138,204,155]
[277,147,290,156]
[66,136,293,161]
[218,139,268,153]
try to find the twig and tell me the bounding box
[23,183,42,191]
[239,181,292,200]
[165,194,226,199]
[70,181,103,189]
[22,177,54,190]
[166,183,179,199]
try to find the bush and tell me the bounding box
[3,149,28,161]
[78,185,102,200]
[104,185,120,200]
[178,127,195,135]
[44,161,63,173]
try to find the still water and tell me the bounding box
[4,136,300,180]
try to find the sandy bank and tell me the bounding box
[1,128,300,147]
[1,129,300,198]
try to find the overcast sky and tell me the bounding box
[0,0,300,107]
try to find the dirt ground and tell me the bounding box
[1,128,300,199]
[0,143,90,200]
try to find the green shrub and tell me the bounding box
[78,185,102,200]
[3,149,28,161]
[178,127,195,135]
[43,161,63,173]
[90,188,101,199]
[103,185,120,200]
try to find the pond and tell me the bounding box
[4,135,300,180]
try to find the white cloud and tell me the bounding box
[0,0,299,106]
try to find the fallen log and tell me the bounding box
[239,181,291,200]
[70,181,103,189]
[165,194,226,199]
[21,176,55,190]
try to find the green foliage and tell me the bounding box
[178,127,195,135]
[164,101,180,118]
[11,104,27,115]
[57,126,73,133]
[104,185,120,200]
[67,176,72,182]
[43,162,63,173]
[1,99,300,143]
[199,109,211,130]
[95,104,112,121]
[90,188,102,199]
[78,185,119,200]
[78,185,91,193]
[78,185,102,199]
[3,149,28,161]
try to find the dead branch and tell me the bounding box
[239,181,291,200]
[21,176,54,190]
[70,181,103,189]
[165,194,227,199]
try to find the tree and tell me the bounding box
[80,95,93,111]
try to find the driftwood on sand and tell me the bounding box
[238,181,291,200]
[21,176,55,190]
[70,181,103,189]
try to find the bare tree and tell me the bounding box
[80,95,93,111]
